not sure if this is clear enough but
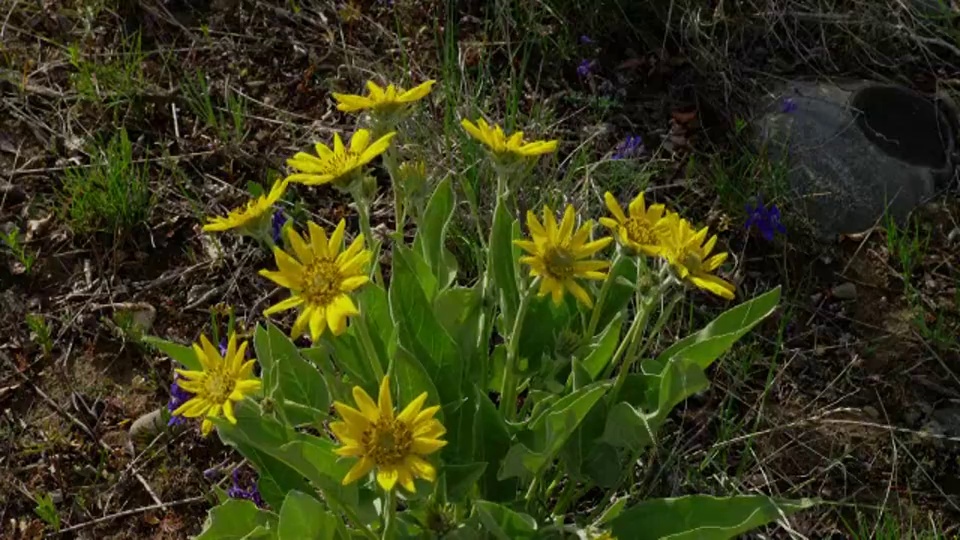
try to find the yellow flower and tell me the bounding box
[331,375,447,492]
[285,129,396,187]
[460,118,558,158]
[202,179,287,233]
[656,213,736,299]
[333,80,436,113]
[172,332,262,436]
[599,191,667,257]
[515,205,613,307]
[259,219,371,341]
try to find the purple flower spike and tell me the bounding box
[780,97,797,114]
[745,196,787,241]
[577,59,595,77]
[612,135,645,160]
[218,338,228,357]
[166,374,193,427]
[271,210,287,244]
[229,467,267,509]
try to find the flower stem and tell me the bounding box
[585,251,622,340]
[500,276,541,421]
[352,186,384,286]
[381,488,396,540]
[355,315,386,382]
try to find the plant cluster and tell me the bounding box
[146,76,813,539]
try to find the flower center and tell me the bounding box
[682,250,704,272]
[302,259,343,306]
[323,152,360,176]
[624,217,656,245]
[362,418,413,467]
[203,369,236,404]
[543,247,575,280]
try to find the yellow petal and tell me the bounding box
[398,80,435,101]
[222,400,237,424]
[351,386,380,421]
[377,466,399,491]
[558,205,576,240]
[288,226,314,265]
[201,418,214,436]
[335,400,374,428]
[263,295,305,316]
[307,221,330,259]
[328,219,346,254]
[603,192,627,223]
[397,468,416,493]
[378,375,394,421]
[309,309,326,343]
[405,455,436,482]
[689,273,736,299]
[259,269,300,290]
[627,192,647,218]
[566,280,593,307]
[350,129,371,153]
[342,457,375,485]
[357,132,396,166]
[411,437,447,455]
[397,392,428,423]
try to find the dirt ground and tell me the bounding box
[1,1,960,538]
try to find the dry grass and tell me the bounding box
[0,0,958,537]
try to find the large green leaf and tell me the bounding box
[414,176,457,289]
[442,462,487,502]
[489,199,520,331]
[501,381,611,479]
[277,491,338,540]
[594,256,638,333]
[195,498,277,540]
[516,295,574,379]
[473,386,518,502]
[433,285,484,382]
[273,436,360,509]
[356,284,394,371]
[396,241,439,303]
[143,335,201,371]
[389,245,462,406]
[601,357,709,451]
[215,401,314,508]
[655,287,781,371]
[321,331,375,387]
[254,323,330,425]
[580,313,623,381]
[393,346,443,423]
[609,494,816,539]
[474,501,537,540]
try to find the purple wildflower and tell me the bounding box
[166,374,193,427]
[271,210,287,244]
[228,468,266,509]
[577,59,595,77]
[579,35,594,45]
[780,97,797,113]
[745,196,787,241]
[612,135,645,160]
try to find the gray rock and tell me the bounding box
[754,80,957,240]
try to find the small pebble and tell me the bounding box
[831,282,857,300]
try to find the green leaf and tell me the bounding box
[489,199,520,331]
[389,245,462,406]
[195,499,277,540]
[441,462,487,502]
[323,331,375,386]
[142,335,201,371]
[474,501,537,540]
[277,490,337,540]
[393,346,442,422]
[253,325,279,399]
[273,436,360,509]
[434,285,484,380]
[594,256,638,332]
[516,296,574,378]
[581,313,623,380]
[215,402,315,509]
[473,386,518,502]
[256,323,330,425]
[396,242,439,303]
[414,176,457,289]
[357,284,395,368]
[501,381,611,479]
[656,287,781,370]
[609,494,816,539]
[601,357,709,450]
